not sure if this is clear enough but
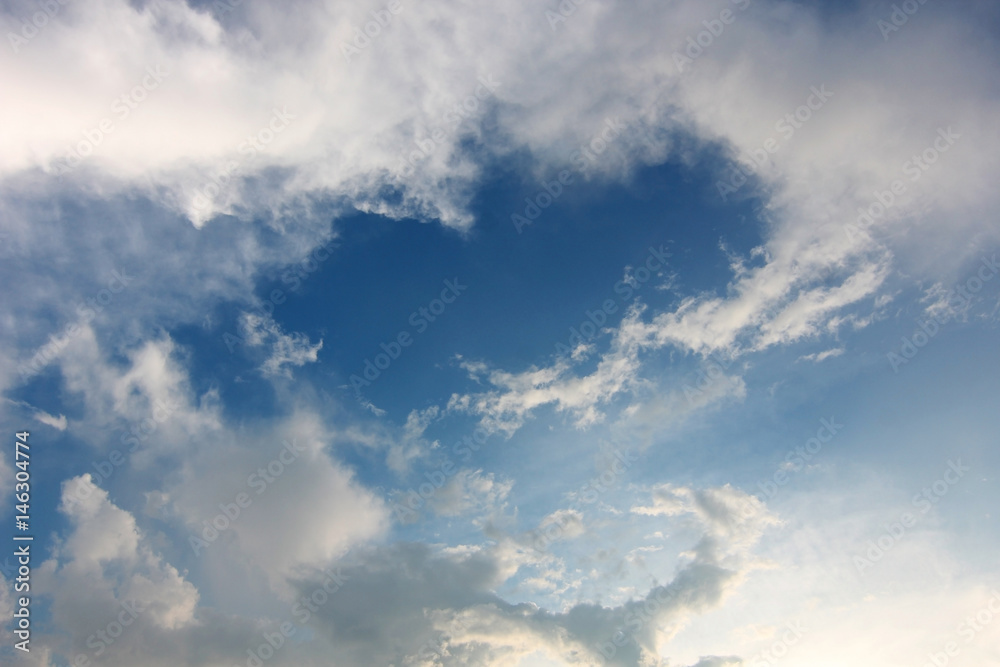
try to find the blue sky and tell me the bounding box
[1,0,1000,665]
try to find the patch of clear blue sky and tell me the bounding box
[242,157,762,411]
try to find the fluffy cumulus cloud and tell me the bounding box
[25,473,380,667]
[163,408,389,587]
[285,482,778,666]
[47,320,388,586]
[4,318,390,664]
[30,475,199,663]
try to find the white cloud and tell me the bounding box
[383,405,441,474]
[447,303,752,443]
[632,484,781,558]
[430,468,514,518]
[239,311,323,377]
[448,306,648,435]
[37,474,199,647]
[289,482,778,666]
[797,347,844,363]
[53,325,220,463]
[1,0,993,244]
[158,407,389,589]
[33,408,68,430]
[11,314,387,594]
